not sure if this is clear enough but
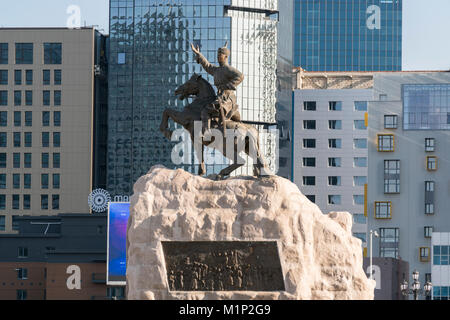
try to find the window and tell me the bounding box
[329,139,342,149]
[12,194,20,209]
[302,157,316,167]
[303,120,316,130]
[0,195,5,210]
[54,70,61,85]
[118,53,126,64]
[41,153,49,168]
[16,290,27,300]
[0,91,7,105]
[353,233,367,243]
[303,139,316,148]
[17,268,28,280]
[25,132,32,147]
[25,90,32,106]
[13,174,20,189]
[353,214,366,224]
[0,215,4,230]
[24,111,32,127]
[14,70,22,85]
[41,195,48,210]
[16,43,33,64]
[425,138,435,152]
[303,101,316,111]
[13,132,21,147]
[14,111,21,126]
[43,91,50,106]
[433,246,450,266]
[42,132,49,147]
[379,94,387,101]
[420,247,430,262]
[0,111,6,126]
[53,174,60,189]
[354,120,366,130]
[25,70,33,85]
[23,153,31,169]
[380,228,400,243]
[53,132,60,147]
[328,195,341,205]
[425,203,434,215]
[14,90,21,106]
[54,91,61,106]
[53,153,60,168]
[42,111,50,126]
[0,153,6,168]
[43,70,50,85]
[0,174,5,189]
[0,70,7,85]
[353,195,364,205]
[44,43,62,64]
[384,115,398,129]
[329,120,342,130]
[23,195,30,210]
[53,111,61,127]
[329,101,342,111]
[384,160,400,194]
[354,101,368,111]
[303,176,316,186]
[0,43,8,64]
[354,139,367,149]
[375,201,392,219]
[377,134,394,152]
[0,132,5,147]
[306,195,316,203]
[426,156,437,171]
[354,176,367,186]
[41,174,49,189]
[24,174,31,189]
[424,226,433,238]
[13,153,20,168]
[328,176,341,186]
[425,181,435,192]
[328,157,341,167]
[52,195,60,210]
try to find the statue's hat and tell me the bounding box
[218,41,230,56]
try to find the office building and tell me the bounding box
[108,0,285,196]
[367,72,450,298]
[294,0,402,71]
[432,232,450,300]
[292,68,373,246]
[0,28,108,234]
[0,213,124,300]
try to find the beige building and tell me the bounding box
[0,28,107,233]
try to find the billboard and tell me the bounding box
[107,202,129,285]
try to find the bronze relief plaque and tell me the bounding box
[162,241,285,292]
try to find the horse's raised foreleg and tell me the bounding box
[159,108,190,140]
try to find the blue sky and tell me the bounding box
[1,0,449,70]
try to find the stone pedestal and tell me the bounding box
[126,166,375,300]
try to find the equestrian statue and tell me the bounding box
[159,42,271,180]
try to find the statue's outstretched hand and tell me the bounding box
[190,43,200,55]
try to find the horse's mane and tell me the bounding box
[197,76,216,98]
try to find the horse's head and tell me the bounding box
[174,74,203,101]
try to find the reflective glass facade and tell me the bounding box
[294,0,402,71]
[403,84,450,130]
[108,0,280,195]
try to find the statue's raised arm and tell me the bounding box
[190,43,217,76]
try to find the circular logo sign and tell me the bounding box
[88,188,111,213]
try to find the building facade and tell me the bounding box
[367,72,450,298]
[0,28,107,234]
[293,0,402,71]
[432,232,450,300]
[292,70,373,245]
[0,213,123,300]
[108,0,283,196]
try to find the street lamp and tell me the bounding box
[401,270,432,300]
[369,229,379,280]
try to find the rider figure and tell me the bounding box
[191,42,244,134]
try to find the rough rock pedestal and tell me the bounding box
[126,166,375,300]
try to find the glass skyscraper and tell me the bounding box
[294,0,402,71]
[108,0,281,196]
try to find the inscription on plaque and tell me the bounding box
[162,241,285,292]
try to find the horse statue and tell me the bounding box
[159,74,271,180]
